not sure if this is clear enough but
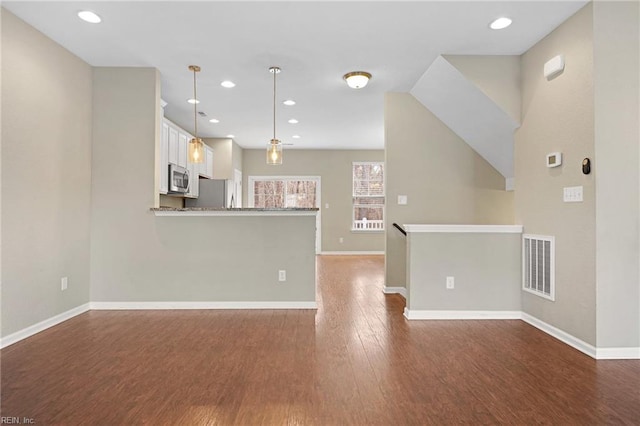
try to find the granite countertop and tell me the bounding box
[151,207,319,216]
[151,207,319,211]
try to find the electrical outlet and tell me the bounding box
[446,276,454,290]
[61,277,68,291]
[278,270,286,282]
[339,237,344,244]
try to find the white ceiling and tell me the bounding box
[4,1,588,150]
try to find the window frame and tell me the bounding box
[352,161,385,232]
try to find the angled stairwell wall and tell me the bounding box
[410,55,520,182]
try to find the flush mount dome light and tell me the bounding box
[490,17,512,30]
[288,119,298,124]
[78,10,101,23]
[343,71,372,89]
[283,99,296,106]
[209,118,220,123]
[187,98,199,104]
[221,81,236,88]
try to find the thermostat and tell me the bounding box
[546,152,562,168]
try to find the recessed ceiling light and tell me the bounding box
[221,81,236,88]
[227,134,235,138]
[490,17,512,30]
[292,135,301,139]
[283,99,296,106]
[78,10,101,23]
[288,119,298,124]
[187,98,199,104]
[209,118,220,123]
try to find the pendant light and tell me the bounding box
[188,65,204,164]
[266,66,283,165]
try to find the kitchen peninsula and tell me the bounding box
[94,207,322,310]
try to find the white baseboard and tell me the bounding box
[0,303,91,349]
[404,308,522,320]
[521,313,597,358]
[89,301,318,310]
[595,347,640,360]
[319,251,384,255]
[383,286,407,298]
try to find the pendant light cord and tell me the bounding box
[193,68,198,139]
[273,68,277,141]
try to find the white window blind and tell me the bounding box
[352,162,384,231]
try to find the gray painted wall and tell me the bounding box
[90,68,316,303]
[1,10,92,336]
[515,4,596,345]
[593,0,640,349]
[384,93,514,289]
[407,233,521,312]
[242,149,385,252]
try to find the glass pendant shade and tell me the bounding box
[266,139,283,165]
[189,137,204,163]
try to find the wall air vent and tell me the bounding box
[198,111,207,117]
[522,234,555,301]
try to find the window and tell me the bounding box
[250,178,318,208]
[352,162,384,231]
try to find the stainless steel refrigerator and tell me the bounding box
[185,179,227,208]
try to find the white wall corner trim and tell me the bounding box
[320,251,385,255]
[403,309,522,320]
[521,313,597,359]
[89,301,318,310]
[595,347,640,360]
[383,286,407,298]
[0,303,91,349]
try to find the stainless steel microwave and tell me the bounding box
[168,164,189,194]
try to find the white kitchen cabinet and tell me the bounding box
[168,126,179,166]
[178,132,188,168]
[205,146,214,178]
[161,117,199,197]
[197,145,214,179]
[160,121,169,194]
[186,159,199,198]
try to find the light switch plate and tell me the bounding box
[563,186,583,202]
[397,195,408,205]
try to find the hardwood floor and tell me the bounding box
[2,255,639,425]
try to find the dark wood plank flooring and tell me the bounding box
[2,255,639,424]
